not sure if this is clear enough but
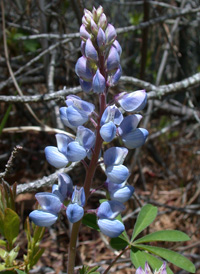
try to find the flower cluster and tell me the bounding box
[136,262,167,274]
[29,6,149,239]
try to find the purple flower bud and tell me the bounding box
[75,56,93,81]
[116,90,147,112]
[90,18,98,35]
[107,46,120,71]
[97,219,125,238]
[67,141,87,162]
[35,192,62,214]
[76,126,95,150]
[66,203,84,223]
[120,128,149,149]
[104,147,128,166]
[98,13,107,30]
[92,7,98,22]
[108,65,122,86]
[97,200,125,219]
[113,40,122,56]
[118,114,142,137]
[80,25,91,41]
[97,28,106,48]
[72,186,85,206]
[96,6,104,20]
[60,107,77,130]
[79,79,93,93]
[81,41,86,56]
[82,15,89,27]
[57,173,73,201]
[84,9,93,24]
[85,39,98,61]
[100,121,116,142]
[106,164,130,184]
[45,146,68,168]
[92,69,106,93]
[105,24,117,44]
[29,210,58,227]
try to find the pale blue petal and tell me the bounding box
[113,40,122,56]
[104,147,128,166]
[117,90,147,112]
[59,107,77,130]
[105,24,117,43]
[97,200,125,219]
[57,173,73,200]
[107,46,120,71]
[66,204,84,223]
[100,121,116,142]
[29,210,58,227]
[118,114,142,136]
[56,133,73,155]
[67,141,87,162]
[76,126,95,150]
[45,146,68,168]
[97,219,125,238]
[97,27,106,48]
[52,184,64,202]
[92,69,106,94]
[66,95,95,114]
[100,105,122,125]
[35,192,62,214]
[67,106,88,126]
[110,185,134,203]
[80,24,91,40]
[121,128,149,149]
[109,65,122,86]
[106,164,130,184]
[113,107,123,125]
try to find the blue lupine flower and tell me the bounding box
[113,40,122,56]
[60,107,77,130]
[66,186,85,223]
[79,79,93,93]
[92,69,106,94]
[76,126,95,151]
[136,262,167,274]
[100,105,123,142]
[116,90,147,112]
[29,192,62,227]
[107,180,135,203]
[108,65,122,86]
[104,147,129,184]
[75,56,93,81]
[85,39,98,61]
[45,133,73,168]
[66,141,87,162]
[97,28,106,48]
[97,200,125,238]
[66,95,95,115]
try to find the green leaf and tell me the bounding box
[142,252,174,274]
[33,226,45,243]
[82,214,99,231]
[31,248,45,267]
[134,230,190,244]
[4,208,20,247]
[0,212,5,237]
[131,204,157,242]
[15,270,27,274]
[110,237,128,250]
[87,266,99,273]
[130,247,146,269]
[135,244,196,273]
[0,248,7,260]
[0,240,6,248]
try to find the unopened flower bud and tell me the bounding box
[92,69,106,93]
[79,79,92,93]
[75,56,93,81]
[98,13,107,30]
[105,24,117,44]
[85,39,98,61]
[90,18,99,35]
[96,6,104,19]
[84,9,93,24]
[108,65,122,86]
[107,46,120,71]
[97,28,106,48]
[113,40,122,56]
[80,25,91,41]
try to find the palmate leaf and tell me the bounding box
[131,204,157,242]
[130,247,146,268]
[110,236,128,250]
[134,230,190,244]
[135,244,195,273]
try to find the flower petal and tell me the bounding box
[113,40,122,56]
[67,106,88,127]
[71,186,85,206]
[136,266,145,274]
[116,90,147,112]
[67,141,87,162]
[106,164,129,184]
[100,121,116,142]
[107,46,120,71]
[45,146,68,168]
[105,24,117,43]
[79,79,93,93]
[110,185,134,203]
[59,107,77,130]
[121,128,149,149]
[104,147,128,166]
[85,39,98,61]
[97,200,125,219]
[97,219,125,238]
[80,24,91,40]
[35,192,62,214]
[56,133,73,155]
[109,65,122,86]
[29,210,58,227]
[76,126,95,150]
[57,173,73,201]
[97,27,106,48]
[66,203,84,223]
[66,95,95,114]
[75,56,93,81]
[118,114,142,136]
